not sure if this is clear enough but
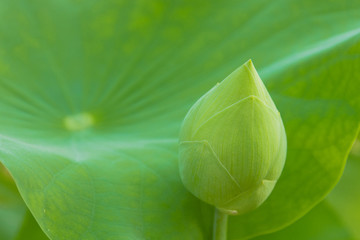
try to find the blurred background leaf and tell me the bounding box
[0,164,26,240]
[327,138,360,239]
[13,210,49,240]
[253,201,355,240]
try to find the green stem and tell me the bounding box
[213,208,228,240]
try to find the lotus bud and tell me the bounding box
[179,60,287,215]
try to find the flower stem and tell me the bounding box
[213,208,228,240]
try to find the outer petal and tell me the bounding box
[179,140,241,209]
[192,95,286,190]
[180,60,278,141]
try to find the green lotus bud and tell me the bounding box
[179,60,287,215]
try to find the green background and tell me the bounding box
[0,0,359,239]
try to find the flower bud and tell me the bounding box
[179,60,286,215]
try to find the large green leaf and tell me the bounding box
[228,33,360,239]
[251,138,360,240]
[0,0,359,239]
